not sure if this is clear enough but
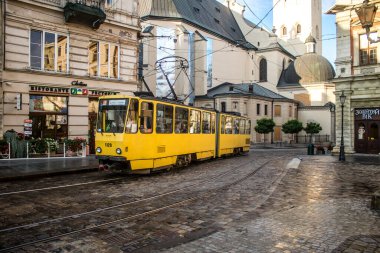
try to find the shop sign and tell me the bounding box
[71,80,87,86]
[70,88,88,95]
[89,90,119,97]
[354,108,380,120]
[30,85,70,94]
[24,119,32,136]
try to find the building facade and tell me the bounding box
[273,0,322,56]
[328,0,380,154]
[0,0,140,152]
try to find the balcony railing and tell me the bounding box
[64,0,106,29]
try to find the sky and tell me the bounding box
[218,0,337,68]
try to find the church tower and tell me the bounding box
[273,0,322,56]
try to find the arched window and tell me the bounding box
[259,58,267,82]
[296,24,301,34]
[282,26,287,36]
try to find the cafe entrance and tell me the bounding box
[354,108,380,154]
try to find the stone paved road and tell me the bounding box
[0,149,379,253]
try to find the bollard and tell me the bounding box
[307,143,314,155]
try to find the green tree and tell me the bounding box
[282,119,303,144]
[304,122,322,143]
[255,118,275,144]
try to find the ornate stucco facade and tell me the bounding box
[328,0,380,154]
[0,0,140,152]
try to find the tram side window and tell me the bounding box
[202,112,211,134]
[245,120,251,134]
[233,118,240,134]
[239,119,245,134]
[140,102,153,134]
[221,116,225,134]
[225,116,232,134]
[156,104,173,133]
[175,107,188,133]
[211,113,216,134]
[190,110,201,134]
[125,99,139,133]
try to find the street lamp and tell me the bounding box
[339,91,346,161]
[355,0,380,43]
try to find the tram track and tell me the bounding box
[0,155,291,252]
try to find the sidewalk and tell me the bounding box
[0,156,99,181]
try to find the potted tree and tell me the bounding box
[282,119,303,146]
[304,122,322,155]
[255,118,275,146]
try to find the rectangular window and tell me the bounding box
[126,99,139,133]
[175,107,189,133]
[264,104,268,115]
[359,33,377,65]
[156,104,173,133]
[30,30,68,72]
[274,105,281,117]
[257,104,261,115]
[190,110,201,134]
[202,112,211,134]
[289,105,293,117]
[89,41,119,78]
[140,102,153,134]
[97,99,128,133]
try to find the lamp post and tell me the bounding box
[339,91,346,161]
[355,0,380,43]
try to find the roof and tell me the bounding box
[202,82,292,101]
[278,53,335,88]
[139,0,256,50]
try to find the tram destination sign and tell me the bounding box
[354,108,380,120]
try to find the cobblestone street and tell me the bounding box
[0,149,379,252]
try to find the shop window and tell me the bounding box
[89,41,119,78]
[190,110,201,134]
[202,112,211,134]
[30,30,68,72]
[274,105,281,117]
[29,95,69,139]
[175,107,189,133]
[140,102,153,134]
[156,104,173,133]
[359,33,377,65]
[125,99,139,133]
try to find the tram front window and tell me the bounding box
[97,99,128,133]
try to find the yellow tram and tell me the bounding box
[95,95,251,173]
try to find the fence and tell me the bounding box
[296,135,330,144]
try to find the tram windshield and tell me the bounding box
[97,99,128,133]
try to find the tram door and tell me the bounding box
[355,121,380,154]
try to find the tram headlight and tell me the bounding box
[116,148,122,155]
[96,147,102,153]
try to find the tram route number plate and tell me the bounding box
[105,143,112,147]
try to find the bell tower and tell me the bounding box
[273,0,322,56]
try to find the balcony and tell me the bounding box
[63,0,106,29]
